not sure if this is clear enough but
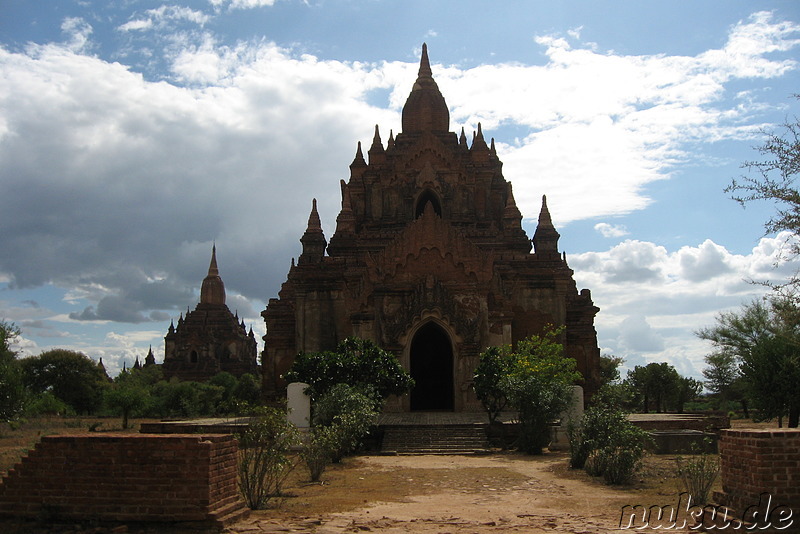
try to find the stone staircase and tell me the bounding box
[381,424,489,454]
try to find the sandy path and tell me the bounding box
[230,454,656,533]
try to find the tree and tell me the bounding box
[703,351,749,414]
[598,354,624,386]
[697,298,800,427]
[490,327,582,455]
[19,349,109,414]
[473,345,514,423]
[284,337,414,405]
[625,362,683,413]
[105,369,151,429]
[0,321,26,422]
[673,376,703,414]
[726,97,800,294]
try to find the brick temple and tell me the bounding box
[162,246,259,381]
[262,44,601,411]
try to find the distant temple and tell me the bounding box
[162,246,259,381]
[261,45,601,411]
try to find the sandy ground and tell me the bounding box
[230,453,674,533]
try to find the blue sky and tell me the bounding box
[1,0,799,379]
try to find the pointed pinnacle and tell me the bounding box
[418,43,432,77]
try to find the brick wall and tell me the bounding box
[0,434,248,528]
[715,429,800,526]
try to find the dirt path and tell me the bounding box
[232,453,676,533]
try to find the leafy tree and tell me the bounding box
[233,373,262,405]
[673,376,703,414]
[497,327,582,454]
[0,321,26,422]
[598,354,624,386]
[473,345,514,423]
[703,352,739,397]
[105,369,152,429]
[697,298,800,427]
[285,337,414,405]
[625,362,684,413]
[726,97,800,294]
[703,352,749,414]
[19,349,109,414]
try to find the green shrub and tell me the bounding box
[236,407,300,510]
[301,425,339,482]
[25,391,73,416]
[675,448,719,505]
[570,401,651,484]
[312,383,378,462]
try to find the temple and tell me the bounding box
[262,45,601,411]
[162,246,259,381]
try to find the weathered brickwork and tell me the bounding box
[0,434,248,528]
[715,429,800,521]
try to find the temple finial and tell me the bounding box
[419,42,432,77]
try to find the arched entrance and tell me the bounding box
[410,322,454,411]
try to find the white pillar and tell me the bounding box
[286,382,311,429]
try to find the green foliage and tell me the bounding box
[473,345,514,423]
[237,407,300,510]
[301,425,339,482]
[20,349,109,414]
[675,448,720,505]
[0,321,26,423]
[624,362,700,413]
[598,354,624,386]
[568,397,651,484]
[477,327,581,454]
[312,383,378,462]
[25,391,73,416]
[285,337,414,405]
[105,370,151,429]
[697,297,800,427]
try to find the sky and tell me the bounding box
[1,1,800,380]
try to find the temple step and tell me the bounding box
[381,424,489,454]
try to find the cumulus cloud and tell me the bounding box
[570,232,800,378]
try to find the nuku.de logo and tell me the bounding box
[619,492,794,530]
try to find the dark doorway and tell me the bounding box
[410,322,454,411]
[415,190,442,218]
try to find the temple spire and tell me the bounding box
[401,44,449,133]
[200,244,226,305]
[532,195,561,258]
[299,198,327,264]
[418,42,432,77]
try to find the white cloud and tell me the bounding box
[209,0,279,10]
[570,232,800,379]
[594,222,630,238]
[118,5,211,32]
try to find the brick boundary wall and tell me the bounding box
[714,429,800,529]
[0,434,248,529]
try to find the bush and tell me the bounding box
[476,327,581,455]
[675,447,720,505]
[569,400,651,484]
[301,425,339,482]
[236,407,300,510]
[25,391,73,417]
